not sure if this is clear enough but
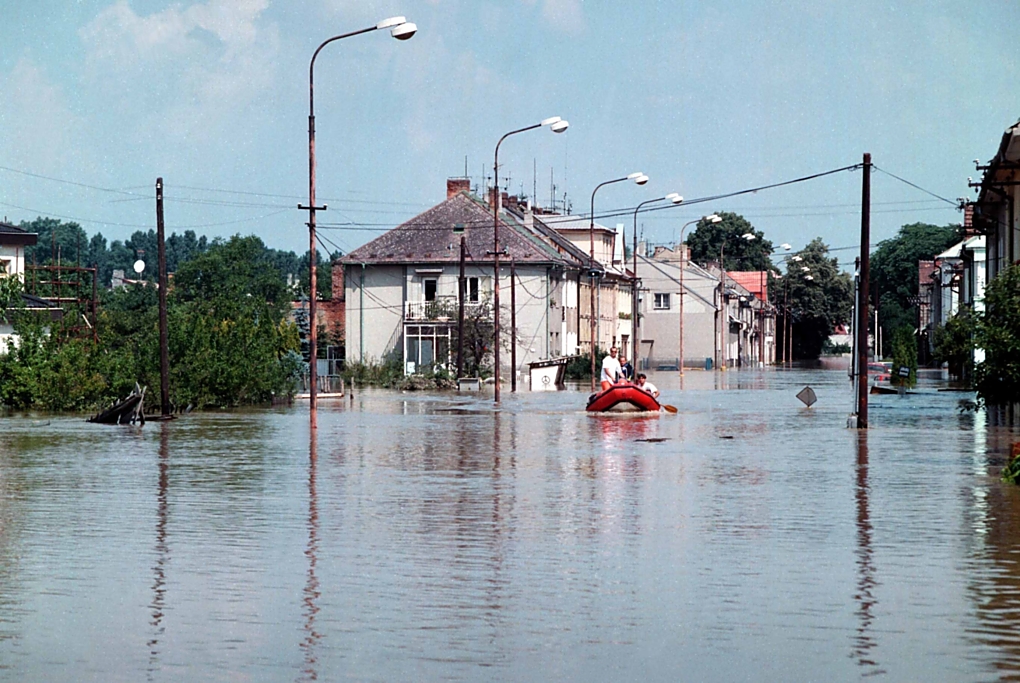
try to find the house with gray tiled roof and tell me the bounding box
[342,179,635,378]
[0,221,63,351]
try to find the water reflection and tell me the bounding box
[852,431,884,676]
[300,427,320,682]
[147,423,170,678]
[966,405,1020,680]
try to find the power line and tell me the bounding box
[872,166,959,206]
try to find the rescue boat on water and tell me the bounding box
[585,383,661,413]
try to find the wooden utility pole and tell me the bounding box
[156,178,171,417]
[457,236,466,379]
[510,258,517,392]
[855,153,872,428]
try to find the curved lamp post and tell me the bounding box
[588,172,648,390]
[630,192,681,370]
[677,213,721,376]
[492,116,568,403]
[300,17,416,424]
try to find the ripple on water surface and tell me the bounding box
[1,369,1020,680]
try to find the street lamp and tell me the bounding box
[716,230,757,370]
[589,171,648,390]
[632,192,682,370]
[677,213,721,376]
[300,17,416,424]
[492,116,569,403]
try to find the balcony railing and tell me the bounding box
[404,297,482,321]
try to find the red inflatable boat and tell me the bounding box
[585,383,661,412]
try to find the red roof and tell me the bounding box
[725,271,768,300]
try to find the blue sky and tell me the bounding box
[1,0,1017,268]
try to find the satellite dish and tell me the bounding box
[133,260,145,274]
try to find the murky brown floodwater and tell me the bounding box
[2,367,1020,681]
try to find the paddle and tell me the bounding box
[661,404,678,414]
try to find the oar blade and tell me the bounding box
[662,404,678,414]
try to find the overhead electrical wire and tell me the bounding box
[872,166,959,206]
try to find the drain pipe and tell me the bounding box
[360,263,365,363]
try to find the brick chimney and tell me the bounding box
[332,261,344,300]
[447,178,470,199]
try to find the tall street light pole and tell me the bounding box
[632,193,682,370]
[300,16,416,426]
[492,117,569,403]
[589,172,648,391]
[677,214,721,376]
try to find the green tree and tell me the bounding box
[890,326,918,387]
[784,238,853,360]
[20,217,89,266]
[975,264,1020,405]
[173,235,289,313]
[870,222,961,355]
[686,211,775,271]
[933,308,976,383]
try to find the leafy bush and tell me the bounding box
[976,264,1020,405]
[889,326,917,388]
[933,308,976,382]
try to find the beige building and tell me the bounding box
[342,181,637,379]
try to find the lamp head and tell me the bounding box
[791,255,802,262]
[550,119,569,133]
[540,116,562,126]
[665,192,683,204]
[801,266,810,272]
[390,21,417,40]
[706,214,722,224]
[781,243,791,251]
[633,174,649,185]
[742,232,756,241]
[804,275,814,281]
[377,16,406,28]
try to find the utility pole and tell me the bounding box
[457,236,466,379]
[510,258,517,392]
[156,178,170,417]
[855,153,872,429]
[717,243,726,370]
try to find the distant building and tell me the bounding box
[635,244,773,369]
[341,179,641,378]
[972,120,1020,282]
[0,221,62,351]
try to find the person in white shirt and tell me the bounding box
[636,373,659,398]
[600,346,622,391]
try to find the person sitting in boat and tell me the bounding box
[619,355,634,382]
[600,346,623,391]
[636,373,659,398]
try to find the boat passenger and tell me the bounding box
[636,373,659,398]
[619,355,634,382]
[600,346,623,391]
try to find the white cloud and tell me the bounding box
[77,0,279,144]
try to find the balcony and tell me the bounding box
[404,297,483,322]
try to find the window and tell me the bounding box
[654,293,671,310]
[468,277,479,303]
[0,259,8,275]
[424,278,437,302]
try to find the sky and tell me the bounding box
[1,0,1018,270]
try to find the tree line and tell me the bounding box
[17,217,339,300]
[0,218,346,411]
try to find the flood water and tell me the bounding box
[2,367,1020,681]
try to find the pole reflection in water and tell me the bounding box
[853,430,884,676]
[300,427,321,682]
[148,423,170,677]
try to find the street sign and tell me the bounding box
[796,386,817,407]
[898,366,910,378]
